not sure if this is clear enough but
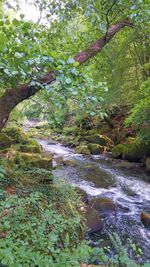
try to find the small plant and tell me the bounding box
[0,189,82,267]
[24,167,53,184]
[0,165,12,188]
[0,166,5,179]
[110,233,139,267]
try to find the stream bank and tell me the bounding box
[37,138,150,264]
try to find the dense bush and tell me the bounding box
[0,186,85,266]
[126,79,150,143]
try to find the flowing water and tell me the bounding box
[38,139,150,264]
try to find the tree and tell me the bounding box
[0,17,133,131]
[3,0,150,131]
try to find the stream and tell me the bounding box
[38,138,150,264]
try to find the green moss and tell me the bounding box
[3,127,28,144]
[14,152,52,170]
[88,143,104,155]
[112,144,125,159]
[126,137,137,144]
[84,134,113,146]
[18,144,42,153]
[122,143,146,162]
[0,133,12,150]
[63,159,77,167]
[18,139,43,154]
[78,129,96,138]
[75,145,90,155]
[3,127,44,154]
[31,158,52,169]
[63,126,79,135]
[112,142,147,162]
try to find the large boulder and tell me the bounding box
[85,206,103,234]
[123,143,146,162]
[88,143,104,155]
[18,139,43,154]
[31,158,52,170]
[3,127,27,144]
[112,142,148,162]
[89,197,116,213]
[14,152,52,170]
[145,157,150,172]
[63,159,77,167]
[84,134,113,146]
[0,133,12,150]
[75,145,90,155]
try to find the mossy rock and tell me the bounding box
[85,206,103,234]
[18,139,43,154]
[18,144,42,154]
[0,133,12,150]
[14,152,41,163]
[126,137,137,144]
[31,158,52,169]
[67,140,80,147]
[63,126,79,135]
[112,144,125,159]
[75,145,90,155]
[14,152,52,170]
[3,127,28,144]
[123,143,146,162]
[88,143,104,155]
[84,134,113,146]
[63,159,77,167]
[140,212,150,228]
[89,198,116,213]
[79,129,96,137]
[112,142,147,162]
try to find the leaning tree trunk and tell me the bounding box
[0,20,133,132]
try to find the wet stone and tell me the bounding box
[89,197,116,214]
[140,212,150,228]
[85,206,103,234]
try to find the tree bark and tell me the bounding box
[0,20,133,131]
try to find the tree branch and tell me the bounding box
[74,20,134,64]
[0,19,134,131]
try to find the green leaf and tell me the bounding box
[65,78,72,84]
[12,18,20,26]
[3,69,11,77]
[67,58,75,64]
[73,61,79,67]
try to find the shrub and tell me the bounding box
[0,186,85,267]
[125,78,150,143]
[0,133,12,150]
